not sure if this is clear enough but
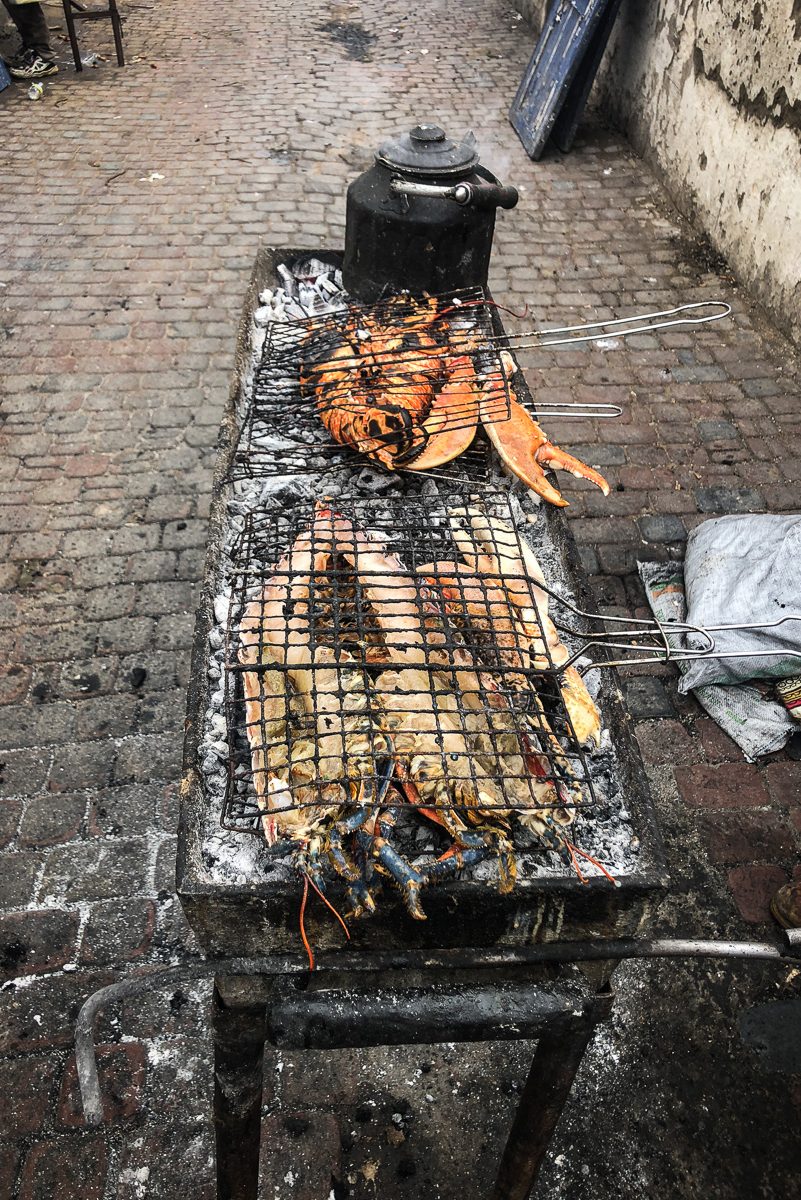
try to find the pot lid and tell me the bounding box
[376,124,479,178]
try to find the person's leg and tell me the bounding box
[3,2,55,61]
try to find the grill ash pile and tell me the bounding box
[197,257,640,891]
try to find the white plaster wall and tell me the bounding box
[512,0,801,342]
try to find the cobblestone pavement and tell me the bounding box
[1,1,800,1197]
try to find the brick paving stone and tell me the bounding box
[39,839,150,905]
[764,761,801,806]
[634,720,703,766]
[58,657,119,699]
[0,750,51,799]
[695,486,766,513]
[697,419,741,445]
[47,741,114,794]
[57,1044,147,1126]
[0,969,117,1055]
[675,763,771,809]
[113,733,182,785]
[0,800,22,849]
[86,783,160,838]
[116,1126,215,1200]
[0,852,40,909]
[73,695,136,741]
[622,676,677,720]
[0,1054,59,1136]
[697,810,795,864]
[258,1111,342,1200]
[727,865,790,924]
[0,910,80,979]
[18,1135,107,1200]
[18,793,87,848]
[0,1144,21,1199]
[695,718,742,763]
[79,899,156,964]
[637,514,687,543]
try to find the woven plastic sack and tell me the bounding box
[679,514,801,693]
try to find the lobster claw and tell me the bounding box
[484,398,610,507]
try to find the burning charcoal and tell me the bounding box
[355,466,396,494]
[252,327,267,358]
[258,288,274,305]
[291,256,330,281]
[201,752,222,776]
[276,263,298,297]
[213,595,231,626]
[250,433,299,452]
[253,306,274,327]
[318,275,341,298]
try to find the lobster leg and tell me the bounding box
[422,827,517,892]
[357,809,428,921]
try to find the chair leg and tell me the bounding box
[62,0,83,72]
[490,992,613,1200]
[108,0,124,67]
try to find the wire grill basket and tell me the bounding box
[235,287,508,484]
[220,492,600,838]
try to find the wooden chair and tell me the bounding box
[62,0,124,71]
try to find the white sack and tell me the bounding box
[680,514,801,692]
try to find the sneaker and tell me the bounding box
[9,51,58,80]
[770,881,801,929]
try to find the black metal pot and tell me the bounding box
[342,124,518,302]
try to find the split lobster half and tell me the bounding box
[300,295,611,507]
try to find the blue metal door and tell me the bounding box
[509,0,615,160]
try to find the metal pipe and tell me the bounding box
[74,932,801,1125]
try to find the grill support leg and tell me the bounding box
[212,984,267,1200]
[490,991,613,1200]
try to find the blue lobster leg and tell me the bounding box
[363,814,428,921]
[422,828,517,892]
[338,764,395,919]
[326,825,360,883]
[422,843,493,882]
[345,875,377,919]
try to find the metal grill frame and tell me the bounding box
[220,493,600,839]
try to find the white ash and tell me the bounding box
[196,259,640,890]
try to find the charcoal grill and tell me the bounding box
[176,248,668,1199]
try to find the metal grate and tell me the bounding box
[234,288,509,483]
[220,492,598,841]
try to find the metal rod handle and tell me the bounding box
[389,178,519,209]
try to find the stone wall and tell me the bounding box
[513,1,801,344]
